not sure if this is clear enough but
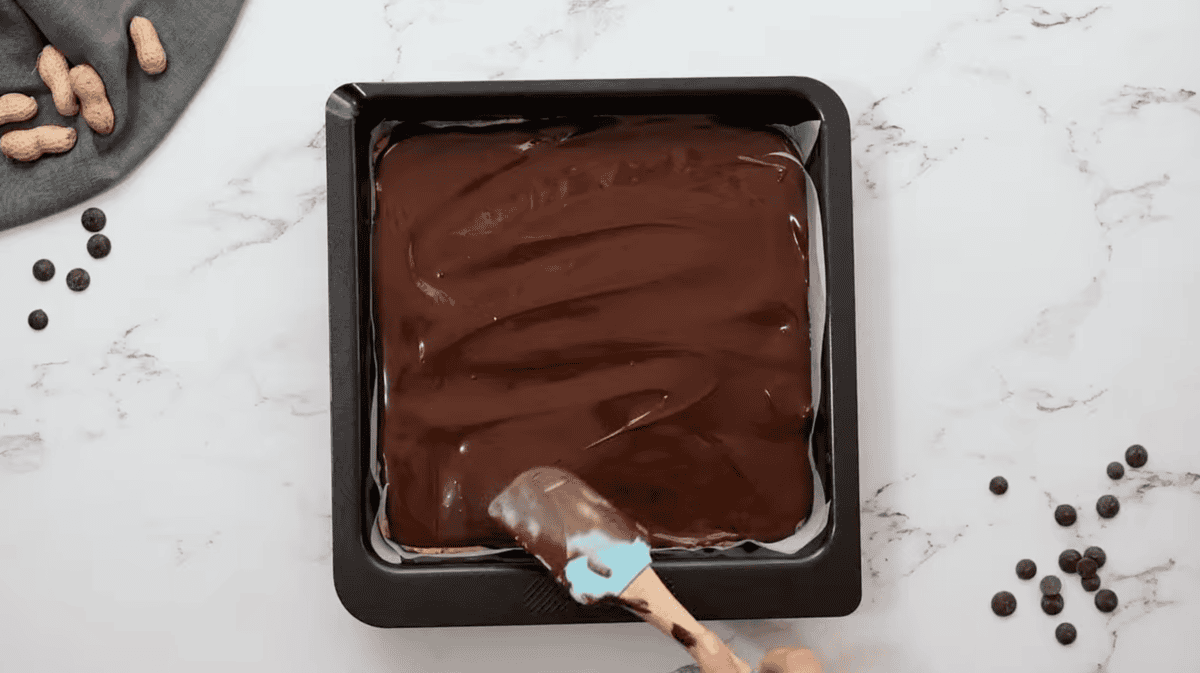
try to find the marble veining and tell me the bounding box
[1,0,1197,671]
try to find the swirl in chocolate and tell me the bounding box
[374,116,814,549]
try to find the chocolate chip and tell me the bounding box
[1016,559,1037,580]
[1107,461,1125,479]
[1041,594,1064,615]
[1076,557,1098,578]
[1040,575,1062,596]
[989,476,1008,495]
[1125,444,1147,468]
[1055,504,1077,526]
[1097,494,1120,519]
[87,234,111,259]
[81,207,106,232]
[28,309,48,330]
[1081,575,1101,592]
[32,259,55,281]
[66,268,90,292]
[1058,549,1081,573]
[991,591,1016,616]
[1095,589,1118,613]
[1084,546,1106,569]
[1055,622,1077,645]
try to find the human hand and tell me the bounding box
[669,646,821,673]
[757,646,822,673]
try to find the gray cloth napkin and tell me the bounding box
[0,0,244,230]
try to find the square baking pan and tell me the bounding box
[325,76,860,628]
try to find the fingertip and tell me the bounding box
[759,647,822,673]
[787,649,821,672]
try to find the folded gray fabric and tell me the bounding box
[0,0,244,230]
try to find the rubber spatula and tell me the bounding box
[488,466,752,673]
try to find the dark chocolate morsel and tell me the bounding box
[81,207,106,232]
[1016,559,1037,580]
[32,259,55,281]
[1058,549,1081,574]
[1125,444,1148,468]
[1040,575,1062,596]
[87,234,111,259]
[1095,589,1118,613]
[1097,494,1120,519]
[990,476,1008,495]
[991,591,1017,617]
[1041,594,1064,615]
[1084,546,1106,569]
[66,268,90,292]
[1076,557,1098,578]
[1055,622,1077,645]
[1107,461,1125,479]
[28,309,48,330]
[1081,575,1101,592]
[1055,504,1077,526]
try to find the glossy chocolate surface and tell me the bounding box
[374,116,813,549]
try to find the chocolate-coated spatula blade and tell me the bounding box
[488,466,652,604]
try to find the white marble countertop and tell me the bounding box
[2,0,1197,671]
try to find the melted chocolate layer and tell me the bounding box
[374,116,813,549]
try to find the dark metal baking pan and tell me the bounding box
[326,76,860,627]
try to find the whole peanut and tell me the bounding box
[68,65,114,135]
[0,93,37,125]
[36,45,79,116]
[1,125,76,162]
[129,17,167,75]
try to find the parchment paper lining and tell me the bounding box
[367,119,829,563]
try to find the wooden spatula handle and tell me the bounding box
[619,567,752,673]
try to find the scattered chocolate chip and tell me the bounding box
[81,207,106,232]
[1040,575,1062,596]
[1055,504,1077,526]
[1016,559,1037,580]
[1081,575,1101,592]
[1125,444,1147,468]
[1095,589,1118,613]
[1058,549,1081,573]
[28,309,48,330]
[87,234,111,259]
[1076,558,1098,578]
[32,259,55,281]
[991,591,1017,617]
[1084,546,1106,569]
[1107,461,1125,479]
[66,268,90,292]
[1097,494,1120,519]
[990,476,1008,495]
[1041,594,1064,615]
[1055,622,1077,645]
